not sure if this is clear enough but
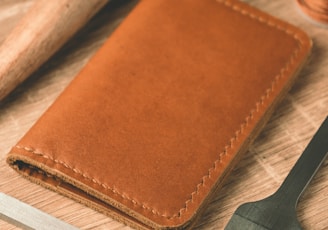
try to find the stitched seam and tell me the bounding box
[15,145,167,217]
[176,0,305,218]
[14,145,168,218]
[13,0,306,220]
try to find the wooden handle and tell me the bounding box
[0,0,108,100]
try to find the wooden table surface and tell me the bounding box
[0,0,327,229]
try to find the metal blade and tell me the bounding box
[0,192,78,230]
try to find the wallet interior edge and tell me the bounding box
[6,156,197,230]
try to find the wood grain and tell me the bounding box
[0,0,108,100]
[0,0,327,229]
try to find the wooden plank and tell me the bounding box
[0,0,327,229]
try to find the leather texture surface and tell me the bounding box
[7,0,311,229]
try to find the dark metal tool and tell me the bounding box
[225,117,328,230]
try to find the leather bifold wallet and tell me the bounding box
[7,0,311,229]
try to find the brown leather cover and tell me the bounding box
[7,0,312,229]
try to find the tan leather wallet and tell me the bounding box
[7,0,311,229]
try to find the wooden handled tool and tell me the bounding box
[297,0,328,25]
[0,0,108,101]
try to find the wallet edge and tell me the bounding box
[6,0,313,229]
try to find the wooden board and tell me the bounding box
[0,0,327,229]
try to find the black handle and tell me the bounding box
[274,117,328,207]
